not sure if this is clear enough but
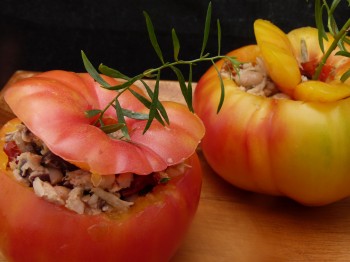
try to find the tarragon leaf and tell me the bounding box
[140,79,169,124]
[200,1,212,57]
[172,28,180,61]
[99,64,130,80]
[226,56,241,73]
[113,99,130,140]
[187,64,193,111]
[82,2,240,138]
[129,88,152,107]
[340,69,350,83]
[144,11,164,64]
[81,50,111,88]
[104,75,143,91]
[217,19,222,56]
[160,177,171,184]
[100,123,126,134]
[335,50,350,57]
[171,65,194,112]
[128,80,167,127]
[122,108,149,120]
[85,109,102,118]
[315,0,328,53]
[144,70,162,133]
[212,60,225,113]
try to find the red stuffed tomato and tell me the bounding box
[194,19,350,206]
[0,70,204,262]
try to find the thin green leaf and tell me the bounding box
[140,79,169,124]
[171,65,194,112]
[315,0,328,53]
[329,16,339,36]
[129,78,167,127]
[113,99,130,140]
[122,108,149,120]
[144,71,162,133]
[335,50,350,57]
[340,69,350,83]
[338,33,349,51]
[172,28,180,61]
[99,64,130,80]
[143,11,164,64]
[160,177,171,184]
[81,50,111,88]
[327,0,340,37]
[128,88,166,125]
[217,19,222,56]
[129,88,152,108]
[329,0,341,16]
[85,109,102,118]
[187,64,193,112]
[105,75,143,91]
[81,3,244,137]
[200,2,212,57]
[100,123,126,134]
[212,60,225,113]
[226,56,241,68]
[225,56,241,79]
[313,12,350,80]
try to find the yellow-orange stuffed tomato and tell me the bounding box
[194,19,350,206]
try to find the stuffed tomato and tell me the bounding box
[0,70,204,262]
[194,19,350,206]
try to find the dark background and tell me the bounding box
[0,0,349,88]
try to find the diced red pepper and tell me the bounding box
[3,141,21,162]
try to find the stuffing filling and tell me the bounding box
[3,124,189,215]
[220,57,292,99]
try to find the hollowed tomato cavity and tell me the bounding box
[2,122,189,216]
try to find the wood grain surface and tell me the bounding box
[1,72,350,262]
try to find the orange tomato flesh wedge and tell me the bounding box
[254,19,293,51]
[259,41,301,96]
[254,19,350,103]
[254,19,301,97]
[294,80,350,102]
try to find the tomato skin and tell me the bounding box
[0,151,201,262]
[195,71,350,205]
[194,27,350,206]
[4,71,205,175]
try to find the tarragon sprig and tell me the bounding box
[311,0,350,81]
[82,2,240,138]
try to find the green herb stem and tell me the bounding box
[141,56,227,78]
[313,17,350,80]
[82,2,240,138]
[92,90,125,127]
[312,0,350,81]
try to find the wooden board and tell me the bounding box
[1,72,350,261]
